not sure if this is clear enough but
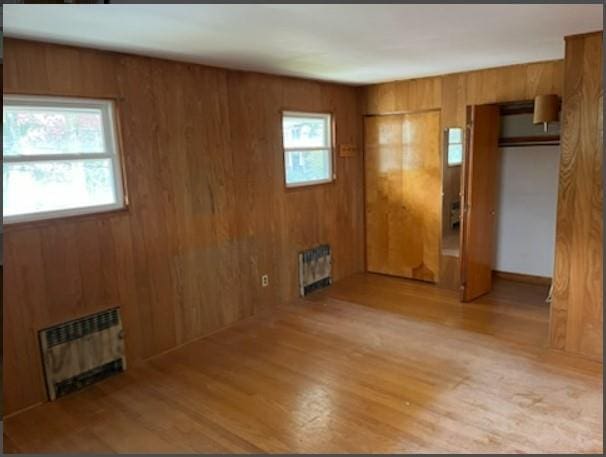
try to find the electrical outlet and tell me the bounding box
[261,274,269,287]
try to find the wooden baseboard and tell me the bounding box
[493,270,552,286]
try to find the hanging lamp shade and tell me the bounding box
[533,94,559,126]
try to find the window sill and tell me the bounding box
[284,179,336,192]
[3,206,129,232]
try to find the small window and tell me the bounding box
[446,127,463,166]
[3,95,125,224]
[282,111,334,187]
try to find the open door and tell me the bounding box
[460,104,500,301]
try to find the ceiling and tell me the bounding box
[3,4,603,85]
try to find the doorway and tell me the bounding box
[457,100,560,302]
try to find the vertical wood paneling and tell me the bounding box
[365,111,441,281]
[364,81,397,114]
[3,38,365,414]
[363,60,564,115]
[550,32,603,361]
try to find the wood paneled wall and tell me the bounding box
[549,32,603,361]
[363,60,563,119]
[2,38,365,414]
[362,60,564,289]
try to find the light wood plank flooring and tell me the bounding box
[3,273,602,453]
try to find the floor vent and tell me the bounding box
[39,307,126,400]
[299,244,332,296]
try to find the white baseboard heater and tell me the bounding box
[39,307,126,400]
[298,244,332,296]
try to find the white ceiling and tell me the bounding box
[3,4,603,85]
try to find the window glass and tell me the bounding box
[447,144,463,166]
[448,128,462,144]
[3,159,116,217]
[3,106,105,156]
[284,149,331,185]
[3,96,124,223]
[282,116,326,149]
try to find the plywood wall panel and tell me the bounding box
[550,32,603,361]
[3,229,49,413]
[364,60,564,116]
[3,38,364,414]
[441,73,467,127]
[364,82,400,114]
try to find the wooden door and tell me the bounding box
[365,111,441,282]
[460,104,500,301]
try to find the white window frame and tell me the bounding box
[282,111,334,188]
[3,95,126,224]
[446,127,464,167]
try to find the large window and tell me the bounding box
[282,111,334,187]
[3,95,125,224]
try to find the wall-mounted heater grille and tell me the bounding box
[299,244,332,296]
[39,307,126,400]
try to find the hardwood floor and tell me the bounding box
[3,273,602,453]
[314,273,552,348]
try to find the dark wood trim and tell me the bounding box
[113,98,131,207]
[500,106,535,116]
[3,89,124,101]
[499,135,560,146]
[493,270,552,286]
[364,107,441,118]
[564,30,603,41]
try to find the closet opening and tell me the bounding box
[454,99,561,307]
